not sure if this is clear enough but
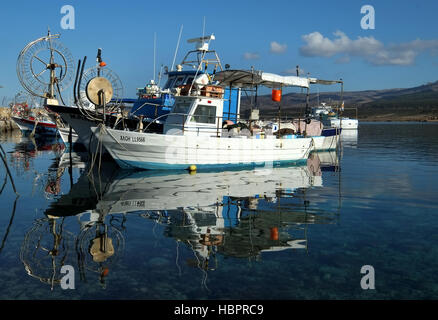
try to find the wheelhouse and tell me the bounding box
[162,71,199,91]
[163,95,225,136]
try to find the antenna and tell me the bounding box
[171,25,183,71]
[202,16,206,45]
[157,64,164,87]
[153,32,156,82]
[187,34,215,51]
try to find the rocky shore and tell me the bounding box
[0,107,20,132]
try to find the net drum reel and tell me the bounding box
[74,49,124,122]
[16,30,75,104]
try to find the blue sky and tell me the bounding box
[1,0,437,101]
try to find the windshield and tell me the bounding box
[163,77,175,90]
[172,101,191,115]
[190,104,217,124]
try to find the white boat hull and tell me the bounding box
[330,118,358,130]
[92,126,314,170]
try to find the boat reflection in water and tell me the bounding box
[21,150,340,288]
[340,129,358,148]
[6,135,70,199]
[10,135,64,173]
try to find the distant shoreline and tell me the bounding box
[359,113,438,122]
[360,119,438,122]
[1,106,437,124]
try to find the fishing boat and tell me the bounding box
[91,72,320,170]
[92,63,351,170]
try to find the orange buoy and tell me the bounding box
[99,61,107,67]
[270,227,279,241]
[272,89,282,102]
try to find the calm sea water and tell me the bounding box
[0,122,437,300]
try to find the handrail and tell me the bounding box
[141,111,316,141]
[176,84,224,98]
[142,109,323,133]
[142,112,188,132]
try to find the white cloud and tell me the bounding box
[300,31,382,57]
[243,52,260,60]
[299,30,438,66]
[270,41,287,54]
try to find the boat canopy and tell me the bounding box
[215,69,313,89]
[310,79,343,85]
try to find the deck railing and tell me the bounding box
[142,111,316,139]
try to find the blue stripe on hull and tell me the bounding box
[321,128,342,137]
[114,158,308,171]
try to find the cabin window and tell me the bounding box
[163,77,175,89]
[174,76,185,87]
[172,101,191,115]
[190,104,217,124]
[185,76,194,85]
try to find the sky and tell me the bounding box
[0,0,437,102]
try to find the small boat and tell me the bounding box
[312,102,358,130]
[11,103,58,136]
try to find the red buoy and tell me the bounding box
[272,89,282,102]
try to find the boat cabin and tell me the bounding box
[163,86,241,136]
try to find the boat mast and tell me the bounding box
[47,28,56,99]
[171,25,184,71]
[153,32,156,82]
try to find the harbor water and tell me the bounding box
[0,122,437,299]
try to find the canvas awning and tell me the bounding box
[214,69,313,89]
[310,79,343,85]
